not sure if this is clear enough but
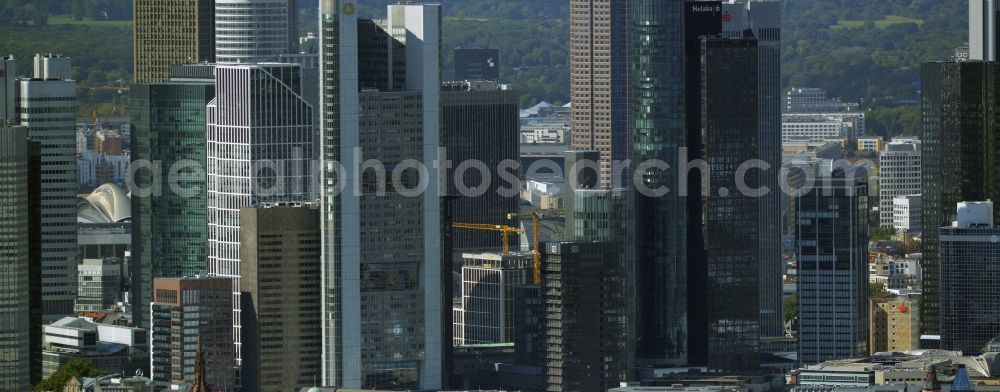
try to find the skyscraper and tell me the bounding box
[0,124,31,389]
[920,61,1000,336]
[632,0,688,368]
[879,140,921,228]
[741,0,785,342]
[17,54,78,321]
[319,3,444,388]
[240,203,321,392]
[452,252,531,346]
[206,62,315,370]
[215,0,298,63]
[542,241,624,392]
[692,34,761,370]
[441,80,519,252]
[796,167,870,364]
[570,0,632,186]
[130,65,216,330]
[940,201,1000,356]
[0,56,14,120]
[150,276,234,391]
[970,0,998,61]
[133,0,215,83]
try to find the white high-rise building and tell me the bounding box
[879,140,921,227]
[18,54,78,320]
[215,0,298,63]
[206,63,314,371]
[970,0,998,61]
[319,3,443,389]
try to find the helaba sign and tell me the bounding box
[690,4,721,13]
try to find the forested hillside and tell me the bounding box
[0,0,971,125]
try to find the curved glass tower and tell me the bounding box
[215,0,298,63]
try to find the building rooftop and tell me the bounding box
[78,183,131,224]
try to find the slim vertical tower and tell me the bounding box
[0,125,30,389]
[320,2,444,389]
[570,0,632,187]
[18,54,78,321]
[632,0,688,368]
[970,0,998,61]
[0,56,14,121]
[133,0,215,83]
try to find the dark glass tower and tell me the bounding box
[129,72,215,330]
[453,49,500,81]
[632,0,688,367]
[796,168,870,364]
[695,35,761,370]
[441,81,519,251]
[542,241,625,392]
[920,61,1000,336]
[940,202,1000,356]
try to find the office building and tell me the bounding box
[542,241,624,392]
[513,284,545,368]
[879,140,922,227]
[0,125,31,389]
[442,80,519,252]
[133,0,215,83]
[570,0,632,186]
[240,203,321,392]
[215,0,298,63]
[41,317,147,379]
[206,62,314,370]
[1,56,15,120]
[920,61,1000,336]
[870,297,919,354]
[452,253,531,346]
[796,167,870,364]
[130,65,216,331]
[970,0,998,61]
[719,0,786,342]
[781,113,866,143]
[785,87,859,113]
[17,54,78,321]
[690,31,761,370]
[454,48,500,81]
[74,258,123,312]
[150,277,234,391]
[893,195,922,234]
[319,3,444,389]
[940,202,1000,355]
[631,0,688,368]
[858,136,884,152]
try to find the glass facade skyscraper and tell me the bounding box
[130,74,215,331]
[0,125,31,389]
[632,0,689,367]
[920,61,1000,336]
[940,202,1000,355]
[796,168,870,364]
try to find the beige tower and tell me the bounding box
[133,0,215,83]
[569,0,632,187]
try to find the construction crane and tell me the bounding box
[451,223,525,253]
[507,209,563,285]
